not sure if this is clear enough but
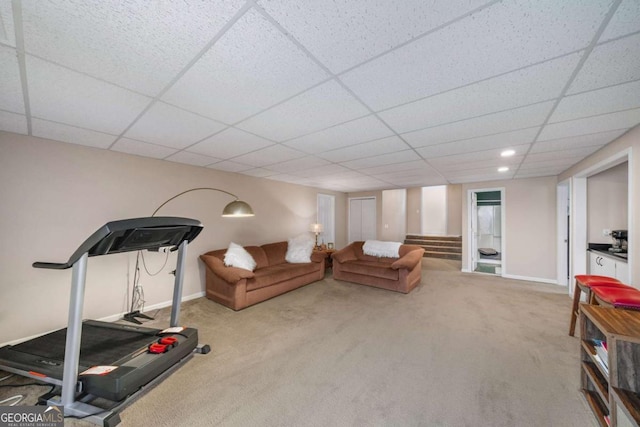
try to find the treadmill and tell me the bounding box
[0,217,209,426]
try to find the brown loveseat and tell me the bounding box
[332,241,425,293]
[200,242,327,310]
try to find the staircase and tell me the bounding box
[404,235,462,260]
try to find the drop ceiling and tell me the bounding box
[1,0,639,192]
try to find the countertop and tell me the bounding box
[588,243,628,263]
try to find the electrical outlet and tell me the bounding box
[603,229,611,237]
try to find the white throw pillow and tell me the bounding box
[285,234,315,263]
[224,242,257,271]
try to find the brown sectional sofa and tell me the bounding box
[332,241,425,293]
[200,242,327,310]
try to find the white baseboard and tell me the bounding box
[461,268,558,285]
[98,291,206,323]
[501,274,558,285]
[0,291,206,347]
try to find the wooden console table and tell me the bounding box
[580,304,640,427]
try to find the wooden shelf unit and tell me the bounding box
[580,304,640,427]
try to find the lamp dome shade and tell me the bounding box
[222,200,255,217]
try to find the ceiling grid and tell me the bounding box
[0,0,638,191]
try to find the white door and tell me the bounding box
[349,198,376,243]
[317,194,335,247]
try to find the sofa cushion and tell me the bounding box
[261,242,288,266]
[246,262,319,291]
[339,259,399,281]
[245,246,269,270]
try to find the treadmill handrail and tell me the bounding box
[33,217,203,270]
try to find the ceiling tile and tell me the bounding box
[514,171,560,179]
[519,156,587,171]
[538,108,640,141]
[231,144,305,167]
[0,46,25,113]
[265,155,330,174]
[416,128,538,158]
[0,2,15,46]
[110,138,177,159]
[599,0,640,42]
[447,169,515,182]
[236,80,370,141]
[568,33,640,94]
[21,0,245,96]
[165,151,220,167]
[258,0,490,74]
[31,118,116,149]
[340,0,609,110]
[0,111,27,135]
[293,164,356,178]
[432,157,524,173]
[317,136,409,162]
[207,160,253,173]
[189,128,274,159]
[524,146,603,163]
[124,102,226,149]
[402,101,553,148]
[283,115,393,154]
[27,56,151,134]
[358,160,428,175]
[376,166,443,180]
[380,53,580,133]
[428,144,529,166]
[551,80,640,123]
[444,165,515,178]
[162,9,329,124]
[530,129,626,153]
[240,168,277,178]
[340,149,420,169]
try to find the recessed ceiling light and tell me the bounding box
[501,149,515,157]
[498,166,509,172]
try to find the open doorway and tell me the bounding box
[469,189,505,275]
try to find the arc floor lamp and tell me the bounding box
[125,187,254,324]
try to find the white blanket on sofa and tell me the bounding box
[363,240,401,258]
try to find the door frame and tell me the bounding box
[557,179,571,290]
[571,148,633,294]
[467,187,506,276]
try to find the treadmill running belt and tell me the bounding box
[11,323,157,368]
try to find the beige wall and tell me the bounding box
[559,124,639,283]
[462,177,558,281]
[587,162,628,244]
[380,189,407,241]
[403,185,462,237]
[0,132,347,344]
[446,184,462,236]
[406,187,422,235]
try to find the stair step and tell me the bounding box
[422,251,462,260]
[405,239,461,248]
[416,245,461,253]
[406,235,461,242]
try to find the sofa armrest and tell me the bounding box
[200,254,255,283]
[332,245,357,264]
[391,249,424,270]
[311,251,328,263]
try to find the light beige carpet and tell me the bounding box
[3,259,596,426]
